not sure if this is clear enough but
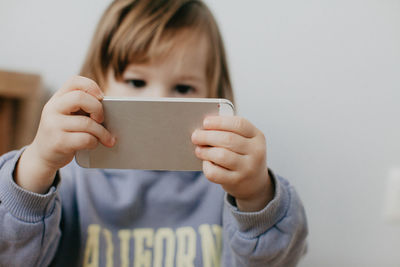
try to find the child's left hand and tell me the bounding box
[191,116,274,212]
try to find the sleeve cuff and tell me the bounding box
[0,148,59,223]
[224,169,290,238]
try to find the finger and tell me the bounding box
[192,129,249,155]
[195,146,243,171]
[202,160,239,185]
[61,115,115,147]
[62,132,100,152]
[203,116,257,138]
[55,90,104,123]
[55,76,104,101]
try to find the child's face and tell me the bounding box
[105,34,209,98]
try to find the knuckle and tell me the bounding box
[65,76,78,86]
[224,133,235,147]
[234,117,245,131]
[81,117,93,130]
[74,90,86,102]
[80,76,100,94]
[101,129,111,143]
[53,135,67,152]
[80,75,96,86]
[216,149,228,163]
[66,76,85,90]
[69,92,85,111]
[42,99,57,115]
[203,163,216,180]
[63,76,85,92]
[70,75,81,82]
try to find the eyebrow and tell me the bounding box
[123,66,147,75]
[176,74,205,83]
[123,65,205,83]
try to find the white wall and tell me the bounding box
[1,1,400,266]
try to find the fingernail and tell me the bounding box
[192,130,197,139]
[195,146,201,154]
[110,136,116,146]
[203,117,211,127]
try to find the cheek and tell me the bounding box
[104,83,125,97]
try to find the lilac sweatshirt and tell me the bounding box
[0,148,307,266]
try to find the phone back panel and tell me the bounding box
[76,99,232,170]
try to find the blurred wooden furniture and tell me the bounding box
[0,70,45,155]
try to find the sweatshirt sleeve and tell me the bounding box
[222,170,308,267]
[0,149,62,267]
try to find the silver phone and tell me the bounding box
[75,97,235,171]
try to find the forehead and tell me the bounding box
[147,28,210,65]
[110,18,214,83]
[124,32,209,79]
[164,30,208,61]
[123,30,209,75]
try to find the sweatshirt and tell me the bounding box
[0,148,308,267]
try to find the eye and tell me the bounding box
[174,84,195,95]
[126,79,146,88]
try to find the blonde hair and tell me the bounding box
[80,0,234,103]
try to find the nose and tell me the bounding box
[145,85,170,98]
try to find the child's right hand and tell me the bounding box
[14,76,115,194]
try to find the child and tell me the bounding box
[0,0,307,266]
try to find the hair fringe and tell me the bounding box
[80,0,234,104]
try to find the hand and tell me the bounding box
[191,116,274,212]
[14,76,116,194]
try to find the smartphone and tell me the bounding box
[75,97,234,171]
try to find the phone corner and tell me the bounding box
[218,99,235,116]
[74,150,90,168]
